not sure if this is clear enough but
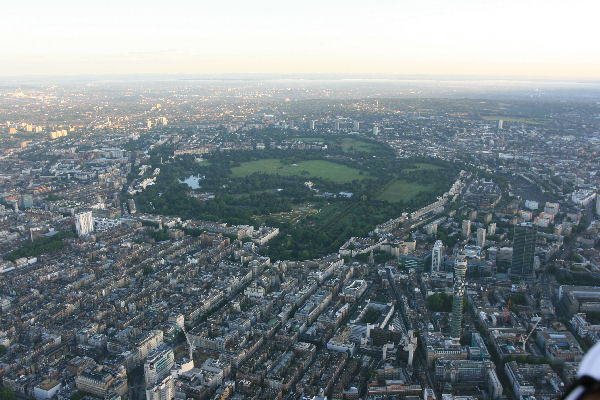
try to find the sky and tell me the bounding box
[2,0,599,79]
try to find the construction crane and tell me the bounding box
[521,316,542,352]
[181,325,196,363]
[403,330,418,368]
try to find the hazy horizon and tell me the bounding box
[3,0,600,79]
[1,73,600,82]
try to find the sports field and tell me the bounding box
[409,163,441,171]
[376,179,435,203]
[341,138,379,153]
[231,158,367,183]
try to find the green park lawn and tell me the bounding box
[231,158,367,183]
[340,138,379,153]
[410,162,441,171]
[376,179,435,203]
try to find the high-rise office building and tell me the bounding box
[596,195,600,216]
[451,256,468,339]
[373,125,379,135]
[75,211,94,237]
[310,120,316,130]
[488,222,496,235]
[498,119,503,130]
[145,375,174,400]
[511,224,537,281]
[20,194,33,209]
[144,346,174,385]
[431,240,443,272]
[462,220,471,237]
[353,121,360,131]
[477,227,486,248]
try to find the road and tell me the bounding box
[386,268,436,393]
[549,202,593,263]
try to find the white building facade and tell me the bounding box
[75,211,94,237]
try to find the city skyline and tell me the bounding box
[0,78,598,400]
[2,0,600,78]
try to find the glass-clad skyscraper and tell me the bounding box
[511,224,537,281]
[451,256,468,339]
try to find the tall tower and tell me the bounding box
[145,376,174,400]
[511,224,537,281]
[431,240,443,272]
[75,211,94,237]
[451,256,468,339]
[144,346,174,385]
[477,228,486,248]
[462,220,471,237]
